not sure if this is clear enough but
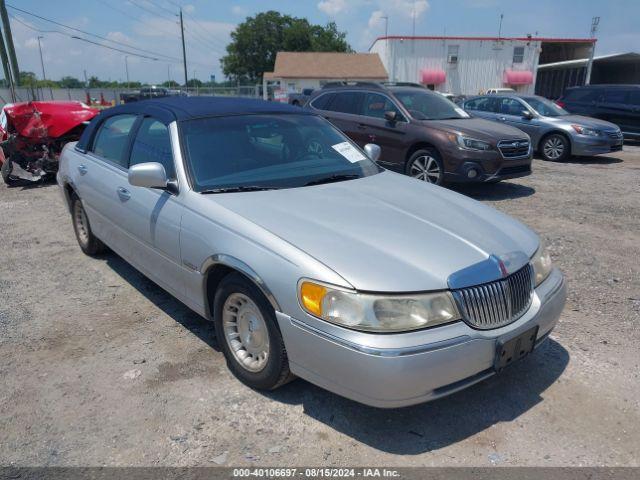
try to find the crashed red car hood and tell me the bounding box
[4,101,100,139]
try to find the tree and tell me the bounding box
[59,76,84,88]
[88,76,103,88]
[19,71,37,85]
[162,80,179,87]
[221,11,352,82]
[186,78,202,88]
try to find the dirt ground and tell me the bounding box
[1,146,639,467]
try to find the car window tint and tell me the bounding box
[564,88,599,102]
[310,93,333,110]
[466,97,496,112]
[499,98,525,116]
[361,93,403,120]
[181,114,380,192]
[92,114,137,167]
[604,89,629,104]
[129,118,175,178]
[326,92,364,114]
[629,90,640,106]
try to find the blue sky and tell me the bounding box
[9,0,640,83]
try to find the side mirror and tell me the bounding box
[522,110,534,120]
[364,143,381,162]
[384,110,397,122]
[128,162,169,189]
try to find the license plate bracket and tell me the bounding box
[494,326,539,372]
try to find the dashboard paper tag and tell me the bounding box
[332,142,367,163]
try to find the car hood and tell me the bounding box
[423,117,528,141]
[550,114,619,130]
[208,171,539,292]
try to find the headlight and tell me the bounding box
[571,124,600,136]
[531,244,553,287]
[298,281,460,332]
[447,133,492,151]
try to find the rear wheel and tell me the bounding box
[71,194,105,256]
[213,273,293,390]
[540,133,570,162]
[406,148,445,185]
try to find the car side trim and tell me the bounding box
[200,254,281,312]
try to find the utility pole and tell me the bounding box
[124,55,130,89]
[382,15,388,37]
[585,16,600,85]
[411,1,416,36]
[0,0,18,85]
[37,36,46,82]
[167,64,171,84]
[179,8,188,87]
[498,14,504,39]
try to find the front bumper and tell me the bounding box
[277,268,566,408]
[571,134,623,156]
[440,145,532,183]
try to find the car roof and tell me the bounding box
[76,96,311,152]
[566,84,640,90]
[102,96,309,122]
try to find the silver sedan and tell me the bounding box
[57,97,566,408]
[463,94,623,161]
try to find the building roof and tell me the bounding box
[537,52,640,70]
[269,52,388,79]
[372,35,597,43]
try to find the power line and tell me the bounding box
[6,3,181,62]
[95,0,181,43]
[129,0,175,22]
[70,36,159,60]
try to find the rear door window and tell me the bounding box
[498,97,526,116]
[326,92,365,115]
[604,89,629,104]
[309,93,334,110]
[129,117,175,178]
[564,88,600,102]
[465,97,497,112]
[91,114,138,168]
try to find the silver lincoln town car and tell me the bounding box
[57,97,566,408]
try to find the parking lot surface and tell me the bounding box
[1,147,639,467]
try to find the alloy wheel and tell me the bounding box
[410,155,441,184]
[222,293,270,373]
[543,136,565,160]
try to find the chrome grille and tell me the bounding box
[498,139,530,158]
[452,264,534,329]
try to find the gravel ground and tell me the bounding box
[0,147,639,467]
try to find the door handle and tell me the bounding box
[357,124,368,130]
[77,164,87,175]
[117,187,131,201]
[498,116,507,121]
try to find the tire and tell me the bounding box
[1,158,17,186]
[213,272,293,390]
[71,194,106,256]
[540,133,570,162]
[406,148,446,185]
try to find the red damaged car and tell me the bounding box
[0,101,100,185]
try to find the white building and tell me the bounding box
[369,36,595,96]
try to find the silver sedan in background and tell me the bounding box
[57,97,566,408]
[463,94,623,161]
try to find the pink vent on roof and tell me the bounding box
[504,70,533,85]
[420,69,446,85]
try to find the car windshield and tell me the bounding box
[180,114,382,192]
[393,90,470,120]
[522,96,569,117]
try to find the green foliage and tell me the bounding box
[221,11,353,82]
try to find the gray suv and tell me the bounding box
[463,94,623,161]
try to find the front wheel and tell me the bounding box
[406,149,445,185]
[540,134,570,162]
[213,273,293,390]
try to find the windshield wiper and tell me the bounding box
[304,174,361,186]
[200,185,279,194]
